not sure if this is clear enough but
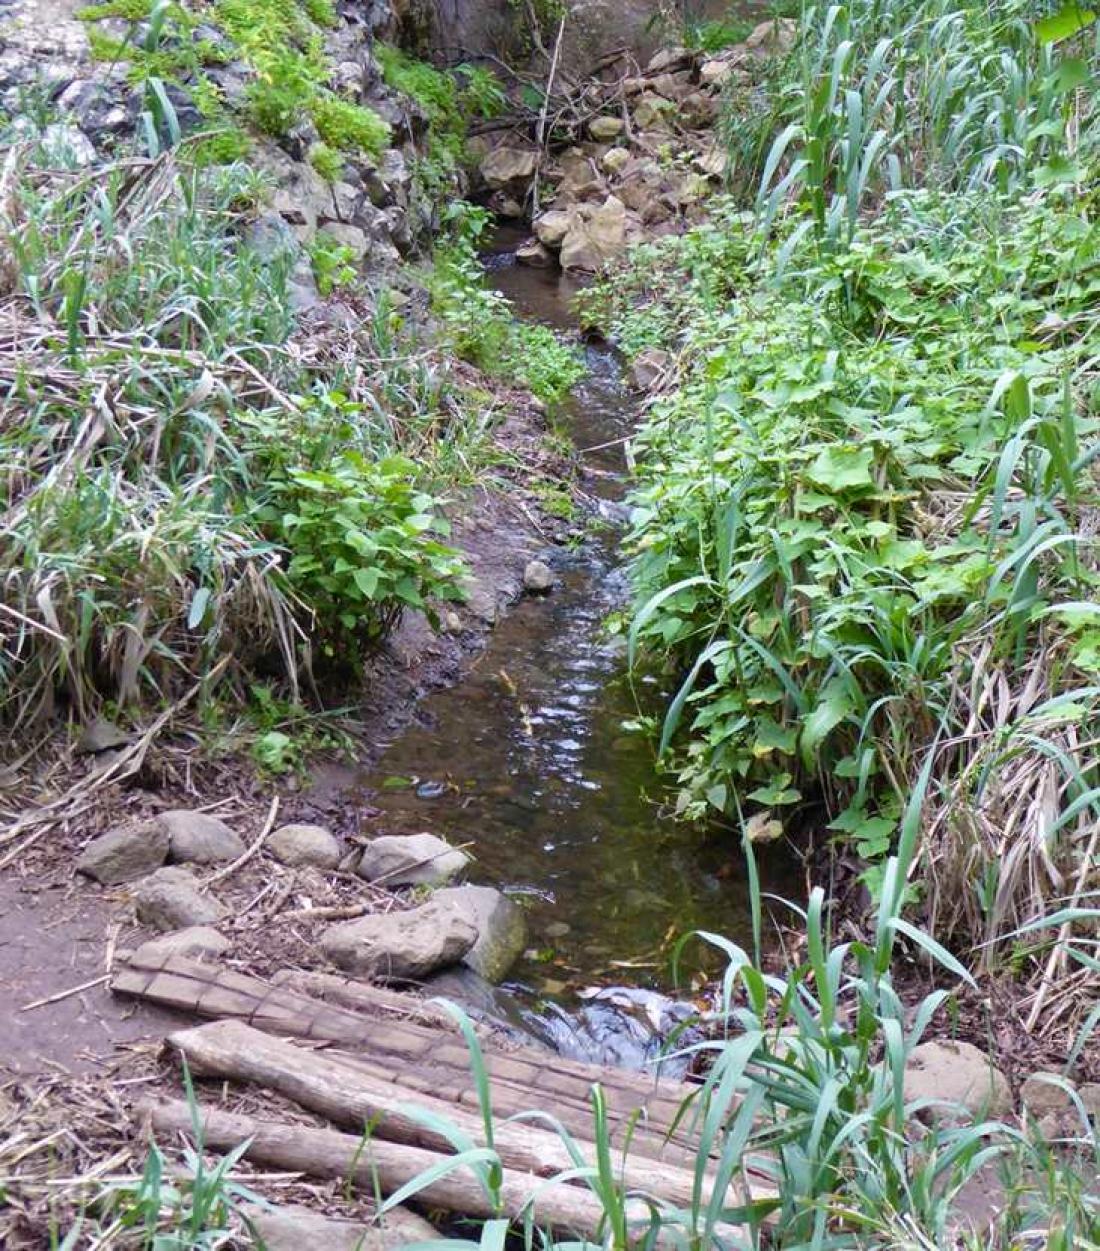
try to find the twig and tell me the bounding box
[20,974,110,1012]
[202,794,280,888]
[531,14,567,218]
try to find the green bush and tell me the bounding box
[266,454,467,654]
[308,140,343,182]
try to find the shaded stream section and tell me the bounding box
[351,244,797,1059]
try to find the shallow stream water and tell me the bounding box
[356,245,796,1058]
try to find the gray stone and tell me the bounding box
[559,195,627,273]
[523,559,554,593]
[516,239,554,268]
[1020,1071,1077,1119]
[479,145,538,190]
[56,79,129,139]
[744,17,798,56]
[633,92,672,131]
[76,819,169,885]
[589,115,624,142]
[534,209,574,248]
[903,1040,1012,1123]
[162,810,245,865]
[130,926,230,962]
[631,347,672,391]
[357,833,469,887]
[268,823,341,869]
[321,898,478,980]
[39,124,97,167]
[133,867,225,931]
[433,885,527,983]
[601,146,630,175]
[647,46,692,74]
[245,1203,436,1251]
[318,221,370,261]
[75,717,130,754]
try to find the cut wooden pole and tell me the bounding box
[144,1098,649,1240]
[165,1019,768,1213]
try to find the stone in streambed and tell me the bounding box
[133,867,225,931]
[516,239,554,268]
[357,832,469,887]
[534,209,574,249]
[321,897,478,980]
[130,926,231,962]
[433,885,527,982]
[268,822,341,869]
[76,819,169,885]
[523,560,554,593]
[162,810,245,864]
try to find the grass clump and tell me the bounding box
[0,152,481,725]
[308,92,391,158]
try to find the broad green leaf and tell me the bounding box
[1035,3,1096,43]
[806,444,875,491]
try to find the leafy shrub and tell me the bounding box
[307,231,357,295]
[265,454,467,655]
[308,140,343,182]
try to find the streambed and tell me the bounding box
[349,244,797,1052]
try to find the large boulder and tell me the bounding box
[357,833,469,887]
[534,209,575,248]
[433,885,528,983]
[479,145,538,190]
[903,1040,1012,1123]
[76,819,169,885]
[321,897,478,980]
[133,867,226,932]
[162,810,245,865]
[268,823,341,869]
[559,195,627,273]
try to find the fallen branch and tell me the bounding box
[143,1098,643,1240]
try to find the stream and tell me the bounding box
[355,241,797,1065]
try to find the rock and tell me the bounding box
[633,93,672,131]
[268,823,342,869]
[479,145,538,190]
[516,239,554,268]
[600,147,630,175]
[133,867,225,931]
[647,46,692,74]
[523,559,554,593]
[76,819,170,886]
[56,79,129,140]
[903,1040,1012,1123]
[744,17,798,57]
[130,926,230,963]
[681,91,719,126]
[496,195,525,219]
[357,833,469,887]
[650,71,695,102]
[534,209,575,248]
[1021,1072,1077,1119]
[433,885,527,983]
[696,146,729,179]
[321,897,478,980]
[75,717,129,754]
[700,57,736,87]
[559,194,627,273]
[39,124,97,167]
[631,348,672,391]
[555,148,604,203]
[161,810,245,865]
[244,1203,436,1251]
[246,212,320,313]
[589,115,624,142]
[318,221,370,261]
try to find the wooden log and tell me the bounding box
[144,1098,652,1240]
[166,1020,766,1214]
[271,968,465,1032]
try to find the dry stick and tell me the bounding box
[202,794,280,888]
[531,13,567,219]
[143,1098,651,1240]
[19,974,111,1013]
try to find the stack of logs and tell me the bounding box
[116,952,773,1240]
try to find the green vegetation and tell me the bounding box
[587,0,1099,957]
[0,146,489,724]
[432,205,586,406]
